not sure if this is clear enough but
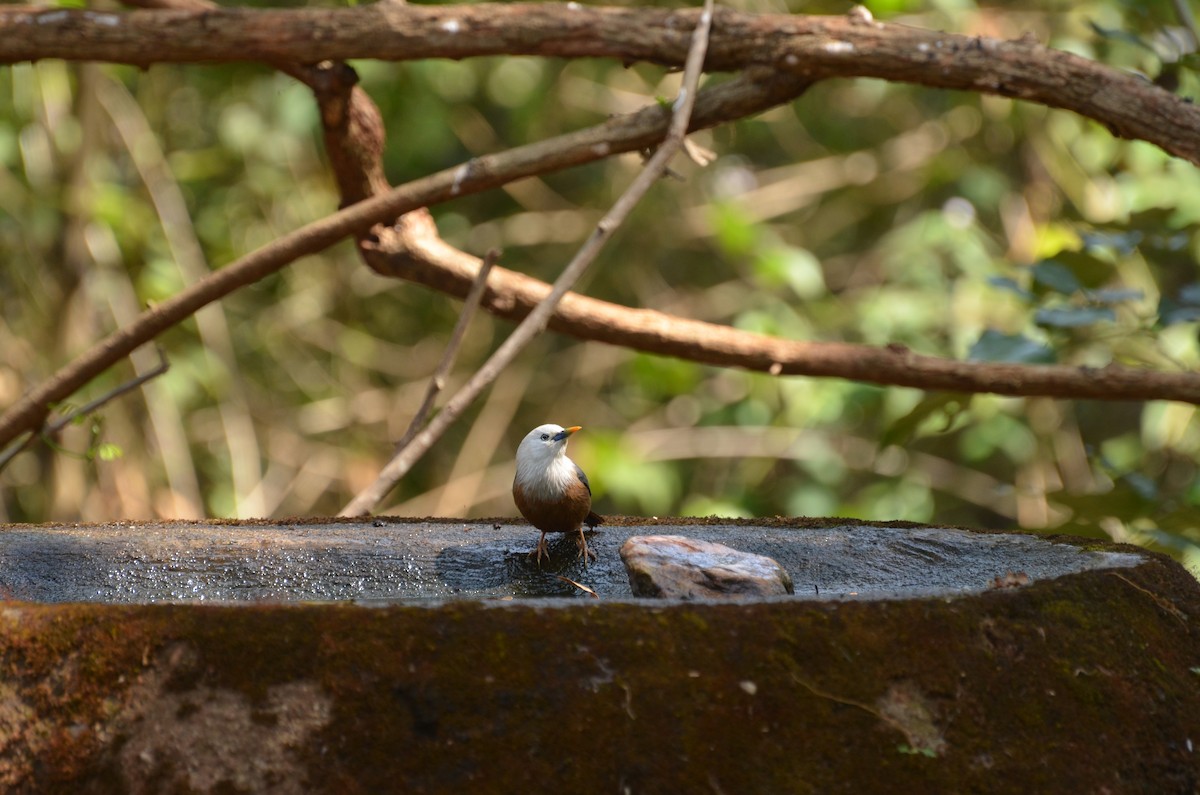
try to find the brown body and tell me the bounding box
[513,480,595,534]
[513,480,602,564]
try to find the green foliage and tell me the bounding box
[968,331,1056,364]
[881,393,972,449]
[587,433,681,516]
[1158,283,1200,326]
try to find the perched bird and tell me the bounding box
[513,424,603,566]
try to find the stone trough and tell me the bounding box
[1,516,1198,793]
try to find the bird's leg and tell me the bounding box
[531,531,549,566]
[575,526,596,566]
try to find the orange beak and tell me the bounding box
[552,426,582,442]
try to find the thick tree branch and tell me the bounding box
[366,212,1200,406]
[4,4,1199,164]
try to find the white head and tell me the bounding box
[514,424,581,494]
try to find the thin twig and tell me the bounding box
[396,249,499,453]
[338,0,717,516]
[340,250,498,515]
[95,68,241,515]
[1170,0,1199,51]
[49,347,170,435]
[554,575,600,598]
[0,347,169,472]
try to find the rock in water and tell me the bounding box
[620,534,794,598]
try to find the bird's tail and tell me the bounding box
[585,511,603,529]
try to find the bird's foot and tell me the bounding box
[575,528,596,567]
[530,533,550,567]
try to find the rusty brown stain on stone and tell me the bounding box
[876,681,946,755]
[114,644,331,794]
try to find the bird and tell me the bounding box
[512,424,603,566]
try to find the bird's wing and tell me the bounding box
[574,462,592,495]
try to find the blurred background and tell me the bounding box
[1,0,1198,574]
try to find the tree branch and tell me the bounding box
[4,4,1199,164]
[0,347,169,473]
[365,212,1200,406]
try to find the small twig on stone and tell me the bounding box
[341,250,498,516]
[554,575,600,598]
[337,0,717,516]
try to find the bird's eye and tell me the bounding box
[540,434,550,441]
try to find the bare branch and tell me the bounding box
[339,250,498,516]
[0,71,806,451]
[0,347,169,472]
[338,0,718,516]
[48,347,170,437]
[4,4,1199,164]
[398,249,500,454]
[1170,0,1198,51]
[367,213,1200,407]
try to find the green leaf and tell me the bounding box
[1031,261,1081,295]
[1086,288,1143,304]
[1180,283,1200,305]
[1087,21,1158,54]
[1034,306,1116,328]
[986,276,1032,301]
[881,393,970,449]
[1156,298,1200,327]
[709,202,759,258]
[755,246,825,299]
[967,331,1055,363]
[96,443,124,462]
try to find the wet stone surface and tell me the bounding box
[0,518,1144,604]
